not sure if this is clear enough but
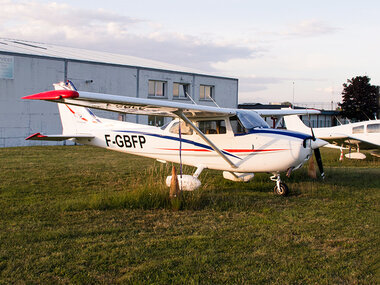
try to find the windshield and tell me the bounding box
[236,110,269,129]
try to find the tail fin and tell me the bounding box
[54,82,101,134]
[284,115,312,135]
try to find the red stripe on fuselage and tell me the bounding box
[224,149,288,153]
[158,148,211,152]
[158,148,287,153]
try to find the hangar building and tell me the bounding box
[0,39,238,147]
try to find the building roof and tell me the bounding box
[0,38,231,78]
[238,103,340,115]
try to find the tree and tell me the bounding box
[281,101,293,107]
[339,76,379,121]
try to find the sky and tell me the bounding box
[1,0,380,106]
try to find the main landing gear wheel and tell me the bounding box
[274,182,289,196]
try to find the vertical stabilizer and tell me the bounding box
[284,115,312,135]
[54,82,100,134]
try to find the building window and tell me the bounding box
[173,83,190,98]
[148,115,165,127]
[149,80,166,97]
[200,85,214,100]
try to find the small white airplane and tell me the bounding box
[284,114,380,159]
[22,81,326,195]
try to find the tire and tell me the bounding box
[274,182,289,196]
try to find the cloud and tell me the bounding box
[0,0,255,71]
[237,76,278,93]
[0,1,140,28]
[282,20,339,38]
[238,75,325,92]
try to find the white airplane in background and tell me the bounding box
[284,114,380,159]
[22,81,326,196]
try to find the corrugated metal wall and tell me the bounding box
[0,53,238,147]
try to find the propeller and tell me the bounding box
[311,126,325,178]
[308,117,325,179]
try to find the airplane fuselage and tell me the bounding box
[76,119,313,173]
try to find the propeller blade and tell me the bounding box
[307,114,325,179]
[314,148,325,179]
[310,123,316,139]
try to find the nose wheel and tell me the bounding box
[270,174,289,196]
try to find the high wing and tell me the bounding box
[22,90,319,119]
[255,108,320,117]
[321,135,380,149]
[22,90,236,119]
[346,135,380,148]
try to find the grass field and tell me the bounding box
[0,145,379,284]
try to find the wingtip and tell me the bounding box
[25,132,46,140]
[22,90,79,100]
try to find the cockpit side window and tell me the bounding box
[169,121,193,135]
[229,116,247,134]
[198,120,226,134]
[236,110,269,130]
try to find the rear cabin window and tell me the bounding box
[367,123,380,133]
[169,121,193,135]
[198,120,226,134]
[352,125,364,134]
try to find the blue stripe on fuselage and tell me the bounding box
[112,130,242,160]
[236,128,313,140]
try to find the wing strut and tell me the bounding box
[175,110,237,169]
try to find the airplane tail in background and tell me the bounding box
[284,115,312,135]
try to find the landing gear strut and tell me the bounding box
[270,173,289,196]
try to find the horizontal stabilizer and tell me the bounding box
[26,132,94,141]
